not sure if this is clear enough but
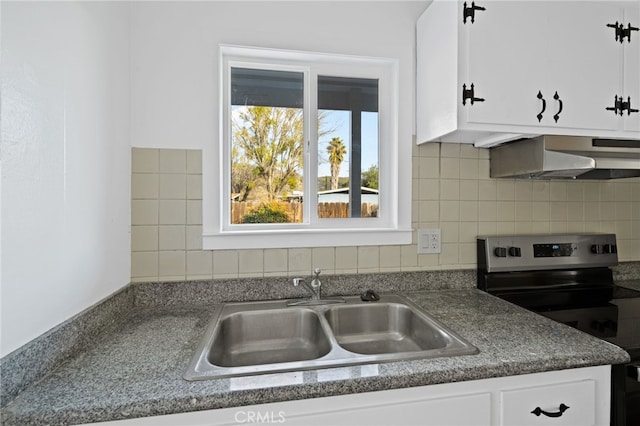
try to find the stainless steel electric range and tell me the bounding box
[477,234,640,426]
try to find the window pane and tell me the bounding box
[317,76,379,219]
[230,68,304,224]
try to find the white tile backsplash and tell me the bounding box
[186,251,213,279]
[131,146,640,281]
[288,248,312,275]
[159,149,187,174]
[158,251,185,278]
[131,226,158,252]
[336,246,358,274]
[239,250,265,277]
[132,148,159,173]
[131,173,159,199]
[379,245,401,271]
[212,250,239,278]
[357,246,380,272]
[264,249,289,275]
[159,225,186,251]
[132,200,159,225]
[311,248,336,273]
[158,174,186,199]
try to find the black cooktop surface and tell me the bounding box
[613,284,640,299]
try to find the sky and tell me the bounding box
[318,110,379,178]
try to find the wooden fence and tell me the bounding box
[231,202,378,223]
[317,202,378,219]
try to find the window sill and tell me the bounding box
[202,228,413,250]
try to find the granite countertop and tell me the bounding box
[0,289,630,426]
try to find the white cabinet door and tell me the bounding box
[466,1,621,132]
[500,379,597,426]
[542,2,622,132]
[88,388,492,426]
[465,1,550,128]
[623,2,640,132]
[278,392,492,426]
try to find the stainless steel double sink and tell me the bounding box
[184,294,478,380]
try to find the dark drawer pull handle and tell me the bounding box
[536,91,546,122]
[531,403,570,418]
[553,91,563,123]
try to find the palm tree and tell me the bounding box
[327,137,347,190]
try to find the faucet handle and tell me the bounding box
[313,268,321,277]
[292,278,304,287]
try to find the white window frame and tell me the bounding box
[203,45,411,250]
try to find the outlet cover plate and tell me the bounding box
[417,228,441,254]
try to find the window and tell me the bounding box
[203,45,411,249]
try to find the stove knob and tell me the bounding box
[508,247,521,257]
[494,247,507,258]
[604,244,617,254]
[591,244,604,254]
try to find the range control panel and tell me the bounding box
[533,243,575,258]
[478,234,618,272]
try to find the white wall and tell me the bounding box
[128,1,640,282]
[131,1,640,281]
[0,1,131,357]
[129,1,426,150]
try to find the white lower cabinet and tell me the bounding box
[89,366,610,426]
[501,379,597,426]
[243,391,492,426]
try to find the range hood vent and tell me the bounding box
[490,136,640,179]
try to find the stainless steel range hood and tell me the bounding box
[490,136,640,179]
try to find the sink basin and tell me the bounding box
[209,308,331,367]
[184,294,478,380]
[324,303,449,355]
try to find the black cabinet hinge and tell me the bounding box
[606,95,639,116]
[607,21,639,43]
[463,2,485,24]
[462,83,485,105]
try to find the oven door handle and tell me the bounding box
[629,364,640,382]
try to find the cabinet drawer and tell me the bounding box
[500,379,596,426]
[279,392,491,426]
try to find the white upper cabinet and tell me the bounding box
[416,0,640,146]
[466,2,620,131]
[623,3,640,132]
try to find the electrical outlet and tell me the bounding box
[417,228,441,254]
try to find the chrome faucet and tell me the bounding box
[310,268,322,299]
[292,268,322,300]
[288,268,344,306]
